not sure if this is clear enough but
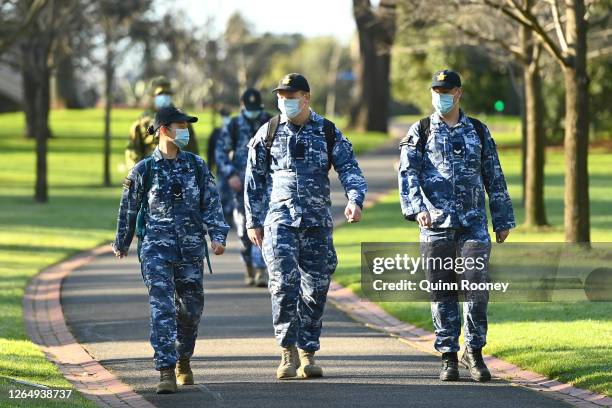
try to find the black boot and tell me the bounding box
[439,352,459,381]
[460,348,491,382]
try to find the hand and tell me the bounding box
[345,202,362,223]
[416,211,432,228]
[111,243,127,259]
[248,227,264,248]
[228,175,242,192]
[211,241,225,255]
[496,229,510,243]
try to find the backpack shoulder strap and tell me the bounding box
[399,117,430,154]
[229,117,239,152]
[265,115,281,163]
[186,152,203,183]
[142,157,153,203]
[467,116,486,149]
[322,118,336,170]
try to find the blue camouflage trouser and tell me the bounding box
[234,192,266,269]
[140,256,205,370]
[420,225,491,353]
[262,224,337,351]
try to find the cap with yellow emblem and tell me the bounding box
[272,73,310,93]
[241,88,263,110]
[431,69,461,89]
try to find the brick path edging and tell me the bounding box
[23,245,155,408]
[327,282,612,408]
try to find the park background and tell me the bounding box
[0,0,611,406]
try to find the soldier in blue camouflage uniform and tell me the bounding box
[216,89,272,287]
[244,73,367,380]
[112,106,229,394]
[398,70,515,382]
[207,108,235,224]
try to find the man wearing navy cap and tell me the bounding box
[112,106,229,393]
[398,69,515,382]
[244,73,367,379]
[216,89,272,287]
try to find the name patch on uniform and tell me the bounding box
[123,178,132,189]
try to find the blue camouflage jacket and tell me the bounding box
[398,111,515,232]
[114,147,229,262]
[244,110,367,229]
[215,110,271,182]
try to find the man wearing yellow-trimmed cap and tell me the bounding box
[125,76,199,169]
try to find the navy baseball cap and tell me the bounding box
[272,73,310,93]
[431,69,462,89]
[242,88,263,110]
[148,106,198,134]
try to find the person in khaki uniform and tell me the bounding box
[125,76,199,169]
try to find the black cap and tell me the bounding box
[272,73,310,93]
[147,106,198,135]
[241,88,263,110]
[431,69,462,89]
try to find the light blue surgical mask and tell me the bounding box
[172,128,190,149]
[431,91,456,115]
[154,94,172,109]
[278,97,302,119]
[244,109,262,120]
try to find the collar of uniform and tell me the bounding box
[431,109,468,128]
[278,108,318,125]
[152,146,187,162]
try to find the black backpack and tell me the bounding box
[264,114,336,170]
[400,116,486,155]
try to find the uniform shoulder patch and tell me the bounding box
[122,178,132,189]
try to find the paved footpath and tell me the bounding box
[61,126,569,407]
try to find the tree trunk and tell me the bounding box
[563,0,590,243]
[520,17,548,227]
[103,46,113,187]
[325,43,342,118]
[350,0,396,133]
[55,51,83,109]
[21,43,52,202]
[523,58,548,226]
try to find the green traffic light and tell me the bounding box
[494,100,505,112]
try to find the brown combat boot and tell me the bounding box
[254,267,268,288]
[176,359,194,385]
[276,346,300,379]
[156,368,178,394]
[244,265,256,286]
[297,349,323,378]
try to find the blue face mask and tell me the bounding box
[172,128,190,149]
[432,91,456,115]
[244,109,262,120]
[154,94,172,109]
[278,97,302,119]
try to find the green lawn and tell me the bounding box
[0,108,389,406]
[333,142,612,395]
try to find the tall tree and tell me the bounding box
[481,0,591,242]
[350,0,397,132]
[98,0,151,187]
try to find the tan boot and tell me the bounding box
[276,346,300,380]
[244,265,255,286]
[156,368,178,394]
[176,359,194,385]
[254,268,268,288]
[297,349,323,378]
